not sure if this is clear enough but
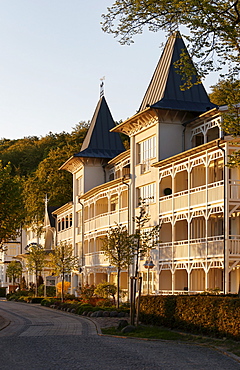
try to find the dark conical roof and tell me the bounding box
[139,32,216,113]
[76,96,125,159]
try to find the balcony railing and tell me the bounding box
[85,251,109,267]
[159,236,224,261]
[84,207,128,233]
[160,181,224,214]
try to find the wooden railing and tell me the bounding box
[159,236,224,261]
[84,208,128,233]
[160,181,224,214]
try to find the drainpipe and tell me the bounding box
[122,175,131,302]
[78,198,85,287]
[217,139,226,294]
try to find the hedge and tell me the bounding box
[139,295,240,340]
[0,287,6,297]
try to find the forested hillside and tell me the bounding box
[0,122,89,234]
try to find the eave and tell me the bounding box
[108,149,130,166]
[80,177,129,201]
[111,107,157,136]
[52,202,73,216]
[152,139,225,169]
[59,156,84,173]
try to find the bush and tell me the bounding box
[139,295,240,340]
[38,284,56,297]
[0,287,6,297]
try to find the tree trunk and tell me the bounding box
[117,268,120,308]
[61,274,65,302]
[35,272,38,297]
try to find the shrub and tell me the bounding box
[0,287,6,297]
[38,284,56,297]
[139,295,240,340]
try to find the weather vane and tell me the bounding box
[100,76,105,98]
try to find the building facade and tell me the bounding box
[35,32,240,296]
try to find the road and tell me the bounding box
[0,299,239,370]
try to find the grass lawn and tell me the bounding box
[101,325,240,359]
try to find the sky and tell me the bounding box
[0,1,221,140]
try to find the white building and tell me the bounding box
[51,32,240,295]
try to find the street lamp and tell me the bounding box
[143,260,155,295]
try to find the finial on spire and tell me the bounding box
[100,76,105,98]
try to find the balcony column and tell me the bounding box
[171,270,175,294]
[187,159,191,292]
[205,151,209,291]
[225,147,230,293]
[171,164,175,294]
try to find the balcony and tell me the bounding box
[84,207,128,234]
[159,236,224,261]
[57,228,73,242]
[160,180,224,214]
[85,251,109,267]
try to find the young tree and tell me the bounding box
[26,244,47,296]
[132,203,161,278]
[49,241,79,302]
[6,261,22,285]
[102,1,240,83]
[0,161,25,244]
[94,282,117,304]
[130,201,161,324]
[102,224,134,308]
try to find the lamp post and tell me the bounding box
[143,260,155,295]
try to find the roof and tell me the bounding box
[75,96,125,159]
[47,206,59,227]
[139,32,216,114]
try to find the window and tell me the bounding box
[139,136,156,164]
[139,183,156,204]
[77,177,83,196]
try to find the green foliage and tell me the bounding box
[49,241,79,301]
[0,161,25,242]
[139,295,240,339]
[102,224,134,271]
[0,287,7,297]
[38,284,56,297]
[102,1,240,84]
[132,202,161,276]
[79,284,95,300]
[94,282,117,299]
[26,244,47,276]
[0,124,89,229]
[49,242,79,277]
[209,79,240,106]
[6,261,22,284]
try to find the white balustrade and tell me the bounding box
[85,251,109,267]
[229,236,240,255]
[229,180,240,200]
[159,181,224,214]
[159,236,225,261]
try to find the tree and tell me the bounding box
[209,79,240,106]
[132,202,161,278]
[25,244,47,296]
[102,1,240,84]
[49,241,79,302]
[0,161,25,244]
[6,261,22,285]
[130,201,161,324]
[94,282,117,304]
[102,224,134,307]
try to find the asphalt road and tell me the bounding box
[0,299,239,370]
